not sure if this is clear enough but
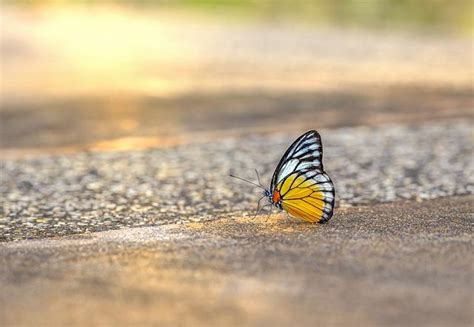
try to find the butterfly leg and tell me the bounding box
[265,207,274,222]
[254,195,267,218]
[255,204,272,221]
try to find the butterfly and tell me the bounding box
[231,130,335,223]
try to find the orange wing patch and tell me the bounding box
[272,190,281,204]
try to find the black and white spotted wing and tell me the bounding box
[270,130,324,190]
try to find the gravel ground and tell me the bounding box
[1,197,472,326]
[1,119,473,241]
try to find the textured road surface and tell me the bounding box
[1,196,472,326]
[2,86,472,151]
[1,119,472,241]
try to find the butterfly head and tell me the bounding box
[263,189,282,209]
[263,189,271,198]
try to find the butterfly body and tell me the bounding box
[270,190,282,208]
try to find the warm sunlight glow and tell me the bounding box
[1,5,472,103]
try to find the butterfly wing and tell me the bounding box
[278,170,335,223]
[270,130,324,190]
[271,130,335,223]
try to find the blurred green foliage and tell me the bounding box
[7,0,473,34]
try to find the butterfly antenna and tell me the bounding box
[229,174,265,190]
[254,169,264,188]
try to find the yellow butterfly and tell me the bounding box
[232,130,335,223]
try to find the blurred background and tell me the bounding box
[0,0,472,155]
